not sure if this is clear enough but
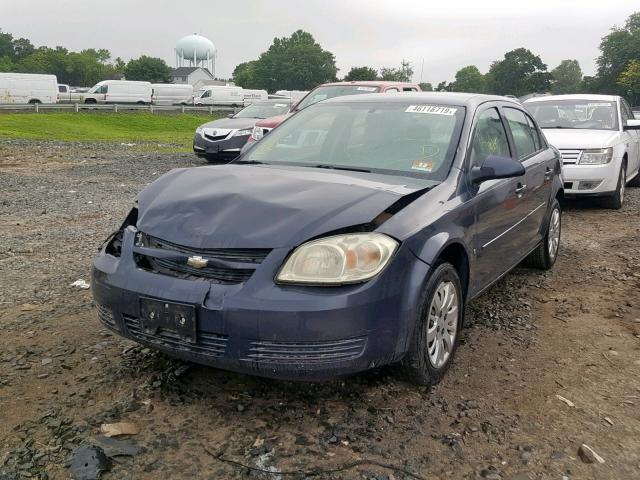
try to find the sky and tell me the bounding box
[2,0,638,84]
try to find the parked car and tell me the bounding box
[525,94,640,209]
[57,84,82,103]
[81,80,152,104]
[193,86,244,107]
[92,93,563,384]
[193,99,292,162]
[247,81,421,144]
[151,83,193,105]
[0,72,58,104]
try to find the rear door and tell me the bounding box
[501,106,553,251]
[620,99,640,176]
[466,105,529,295]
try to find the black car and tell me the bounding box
[193,100,292,162]
[94,93,563,384]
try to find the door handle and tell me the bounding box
[545,167,553,180]
[515,183,527,196]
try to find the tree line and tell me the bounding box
[1,11,639,103]
[0,31,174,86]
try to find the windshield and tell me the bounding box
[295,85,380,111]
[526,99,619,131]
[234,102,291,119]
[244,102,465,181]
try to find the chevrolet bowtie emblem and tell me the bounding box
[187,255,208,269]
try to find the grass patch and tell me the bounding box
[0,112,223,151]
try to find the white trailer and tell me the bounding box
[0,73,58,104]
[151,83,193,105]
[81,80,152,104]
[193,86,244,106]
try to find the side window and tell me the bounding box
[621,100,633,125]
[386,88,399,93]
[201,90,210,98]
[525,114,544,150]
[96,85,108,94]
[58,85,66,93]
[403,87,417,92]
[469,108,511,167]
[503,107,537,160]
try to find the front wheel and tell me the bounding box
[602,164,626,209]
[402,263,463,386]
[524,199,561,270]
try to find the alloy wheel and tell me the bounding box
[426,281,459,369]
[548,207,561,260]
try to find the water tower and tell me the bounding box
[175,34,216,76]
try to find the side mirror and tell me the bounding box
[471,155,525,184]
[623,119,640,130]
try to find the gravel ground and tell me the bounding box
[0,140,639,480]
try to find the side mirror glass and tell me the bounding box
[471,155,525,184]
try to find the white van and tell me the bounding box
[275,90,309,102]
[151,84,193,105]
[193,86,244,107]
[242,89,268,106]
[0,73,58,104]
[81,80,152,104]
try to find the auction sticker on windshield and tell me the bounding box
[405,105,457,115]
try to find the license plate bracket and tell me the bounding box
[139,297,196,343]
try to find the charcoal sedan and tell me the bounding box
[193,100,291,162]
[92,93,563,384]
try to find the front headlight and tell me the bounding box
[233,128,253,137]
[251,126,263,141]
[195,126,204,136]
[579,148,613,165]
[276,233,399,285]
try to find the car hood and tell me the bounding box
[199,117,258,131]
[255,114,291,128]
[136,164,431,249]
[541,128,620,149]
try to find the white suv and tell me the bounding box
[525,94,640,209]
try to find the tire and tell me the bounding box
[84,99,97,104]
[628,168,640,187]
[601,163,626,209]
[402,263,464,386]
[28,99,41,104]
[524,199,561,270]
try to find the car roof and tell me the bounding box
[322,91,521,109]
[524,94,619,103]
[319,80,419,88]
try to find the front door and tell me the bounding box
[466,106,530,296]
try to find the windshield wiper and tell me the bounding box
[310,164,371,173]
[233,159,268,165]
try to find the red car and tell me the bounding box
[247,81,421,144]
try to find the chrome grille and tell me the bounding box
[244,337,366,364]
[123,315,227,358]
[559,149,582,164]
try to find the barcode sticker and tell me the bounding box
[405,105,457,115]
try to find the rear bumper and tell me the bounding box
[91,227,429,381]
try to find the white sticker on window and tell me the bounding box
[356,86,377,92]
[405,105,457,115]
[587,103,613,107]
[274,104,287,107]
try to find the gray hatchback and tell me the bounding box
[193,100,291,162]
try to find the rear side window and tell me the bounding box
[504,107,537,160]
[469,108,510,167]
[525,114,544,150]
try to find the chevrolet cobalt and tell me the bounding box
[92,93,563,385]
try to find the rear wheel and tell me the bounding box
[524,199,561,270]
[602,163,626,209]
[402,263,463,386]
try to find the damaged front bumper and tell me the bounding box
[91,226,430,381]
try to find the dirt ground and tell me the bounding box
[0,140,639,480]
